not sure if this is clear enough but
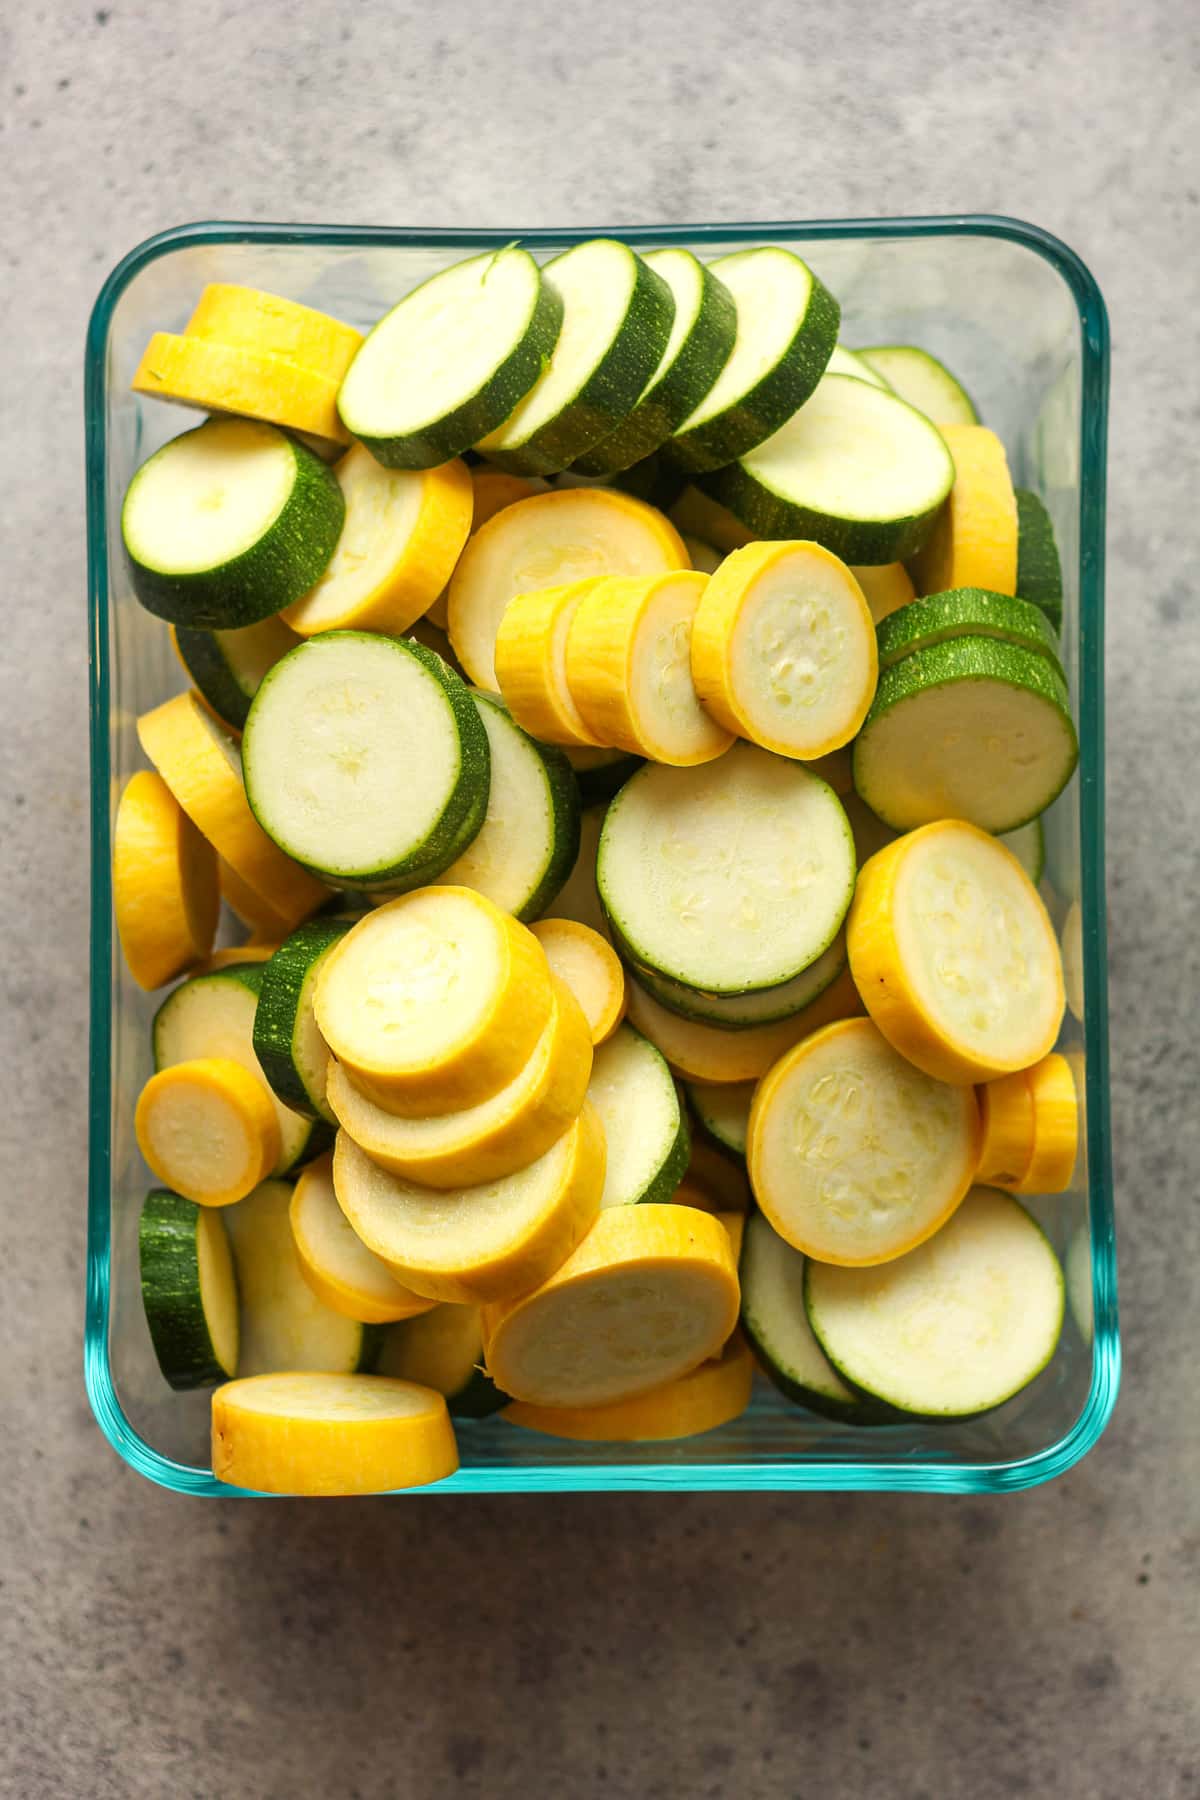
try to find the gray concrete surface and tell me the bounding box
[2,1,1198,1795]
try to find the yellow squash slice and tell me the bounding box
[494,579,609,747]
[113,770,219,988]
[212,1372,458,1494]
[502,1332,753,1441]
[976,1069,1037,1188]
[289,1155,436,1324]
[908,424,1018,597]
[217,857,297,942]
[426,468,543,630]
[135,1057,280,1207]
[1011,1053,1079,1195]
[132,332,349,443]
[184,284,363,383]
[530,918,626,1045]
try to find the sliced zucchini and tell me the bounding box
[610,450,688,511]
[153,962,328,1173]
[135,1058,281,1207]
[565,745,641,807]
[565,571,735,766]
[1015,488,1064,633]
[283,448,473,637]
[633,932,846,1030]
[700,374,955,564]
[529,917,626,1045]
[478,239,674,475]
[242,632,490,888]
[324,975,592,1188]
[748,1016,980,1266]
[121,417,344,628]
[173,615,300,731]
[587,1023,690,1208]
[378,1304,508,1420]
[314,888,554,1117]
[999,816,1045,884]
[572,247,737,474]
[434,692,580,920]
[211,1371,458,1495]
[686,1080,754,1158]
[739,1211,872,1423]
[690,540,878,759]
[449,485,688,693]
[139,1188,239,1388]
[665,247,840,472]
[225,1178,381,1376]
[337,245,562,467]
[825,344,890,388]
[480,1204,739,1408]
[805,1186,1064,1418]
[598,742,855,994]
[846,819,1065,1085]
[552,803,610,939]
[855,344,979,425]
[626,964,864,1084]
[908,424,1017,597]
[289,1155,434,1324]
[851,637,1078,833]
[332,1102,605,1305]
[252,920,350,1122]
[113,770,219,990]
[876,587,1062,677]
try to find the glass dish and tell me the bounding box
[85,215,1117,1495]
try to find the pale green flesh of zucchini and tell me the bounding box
[997,817,1045,884]
[338,247,545,438]
[598,743,855,993]
[123,418,293,574]
[740,1212,857,1407]
[855,344,978,425]
[826,345,889,388]
[636,932,845,1028]
[587,1024,687,1208]
[853,639,1078,833]
[224,1180,376,1376]
[805,1187,1064,1417]
[686,1081,753,1156]
[242,634,475,881]
[676,248,814,433]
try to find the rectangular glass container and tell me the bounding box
[85,216,1117,1494]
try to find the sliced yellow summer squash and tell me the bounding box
[1011,1053,1079,1195]
[495,579,609,747]
[448,487,689,692]
[135,1057,280,1207]
[690,541,877,759]
[132,332,349,443]
[314,888,555,1117]
[565,571,735,766]
[625,964,864,1084]
[289,1155,436,1324]
[331,1100,606,1305]
[113,770,219,989]
[282,448,472,636]
[976,1068,1037,1188]
[324,976,593,1188]
[847,820,1064,1084]
[137,692,328,930]
[481,1203,740,1408]
[426,468,544,631]
[211,1372,459,1494]
[184,284,363,383]
[217,858,297,942]
[908,424,1018,597]
[502,1332,753,1441]
[530,919,626,1046]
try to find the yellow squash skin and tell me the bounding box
[135,1057,280,1207]
[502,1333,753,1442]
[184,284,363,383]
[531,919,626,1046]
[113,770,219,989]
[495,580,609,746]
[132,332,350,443]
[908,424,1018,597]
[289,1156,437,1325]
[976,1069,1037,1188]
[1011,1053,1079,1195]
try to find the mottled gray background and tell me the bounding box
[2,1,1198,1795]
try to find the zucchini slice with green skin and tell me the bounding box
[252,920,350,1123]
[587,1022,690,1208]
[856,344,979,425]
[686,1079,754,1158]
[225,1179,382,1377]
[378,1304,508,1419]
[825,344,890,388]
[153,963,330,1173]
[565,745,642,806]
[739,1212,885,1424]
[804,1186,1064,1418]
[571,249,737,475]
[875,587,1064,676]
[121,417,345,628]
[999,816,1045,884]
[610,451,688,512]
[631,932,846,1029]
[434,693,580,921]
[1015,488,1065,633]
[139,1188,239,1390]
[336,246,563,469]
[478,240,675,476]
[665,247,840,472]
[699,374,955,564]
[598,743,856,995]
[852,636,1079,833]
[242,632,490,889]
[173,615,300,732]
